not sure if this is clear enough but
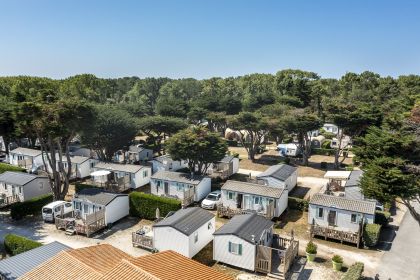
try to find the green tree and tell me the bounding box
[165,127,228,175]
[137,116,188,154]
[82,106,138,161]
[0,98,16,153]
[228,112,269,161]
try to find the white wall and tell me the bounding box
[308,204,374,232]
[151,159,187,173]
[195,177,211,201]
[105,195,129,224]
[213,235,256,271]
[187,217,215,258]
[153,226,189,257]
[275,189,288,217]
[232,158,240,174]
[133,167,151,188]
[22,178,51,201]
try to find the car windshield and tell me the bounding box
[43,208,52,214]
[206,194,219,201]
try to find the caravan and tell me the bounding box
[42,201,73,222]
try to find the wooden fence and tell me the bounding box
[310,224,361,247]
[55,209,106,237]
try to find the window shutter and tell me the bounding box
[238,244,242,255]
[228,241,232,253]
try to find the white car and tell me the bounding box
[42,201,73,222]
[201,190,221,210]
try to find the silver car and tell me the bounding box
[201,190,221,210]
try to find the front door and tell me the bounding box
[164,182,169,194]
[328,210,337,226]
[236,193,243,208]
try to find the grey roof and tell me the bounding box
[9,147,42,157]
[345,170,364,187]
[257,164,297,182]
[222,180,284,199]
[151,171,207,185]
[0,241,70,279]
[310,193,376,215]
[152,154,175,163]
[213,213,274,243]
[219,155,235,163]
[94,162,146,173]
[61,155,90,164]
[75,188,127,206]
[0,172,45,186]
[128,145,151,153]
[154,207,214,236]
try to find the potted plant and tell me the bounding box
[306,241,317,262]
[332,255,343,271]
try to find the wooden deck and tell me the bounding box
[255,235,299,279]
[310,224,361,247]
[217,203,275,219]
[55,209,106,237]
[0,195,20,208]
[132,231,154,250]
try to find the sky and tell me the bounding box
[0,0,419,79]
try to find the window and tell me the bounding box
[208,222,213,230]
[156,180,161,187]
[83,204,89,213]
[55,206,62,212]
[19,186,22,194]
[143,170,148,178]
[351,213,359,223]
[317,207,324,219]
[228,242,242,255]
[254,197,261,205]
[90,162,95,168]
[74,201,81,210]
[228,191,234,200]
[194,232,198,243]
[65,203,72,208]
[176,183,184,191]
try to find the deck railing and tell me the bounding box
[132,232,154,250]
[310,224,360,246]
[217,204,275,219]
[0,195,20,208]
[55,209,106,237]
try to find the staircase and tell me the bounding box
[267,272,284,280]
[65,225,76,235]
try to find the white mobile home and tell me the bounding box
[277,143,300,157]
[322,123,339,135]
[73,188,129,225]
[256,164,298,191]
[9,147,44,170]
[126,145,153,163]
[91,162,151,190]
[209,155,239,179]
[219,180,288,219]
[0,172,50,207]
[54,156,98,179]
[150,171,211,206]
[309,193,375,233]
[153,207,215,258]
[213,214,274,271]
[150,154,187,173]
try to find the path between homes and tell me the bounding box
[238,168,262,177]
[376,202,420,280]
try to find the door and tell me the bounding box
[236,193,243,208]
[164,182,169,195]
[243,195,252,210]
[328,210,337,226]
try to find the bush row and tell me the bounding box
[129,192,181,220]
[341,262,364,280]
[311,148,336,156]
[0,162,26,174]
[375,210,391,226]
[363,223,381,247]
[74,183,101,193]
[10,194,53,220]
[288,197,309,212]
[4,234,42,255]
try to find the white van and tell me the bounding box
[42,201,73,222]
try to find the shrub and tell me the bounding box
[306,241,317,254]
[129,192,181,220]
[226,140,238,147]
[375,210,391,226]
[283,157,291,165]
[321,139,332,149]
[4,234,42,256]
[363,223,381,247]
[311,148,335,156]
[0,163,26,174]
[332,255,343,263]
[288,197,309,211]
[341,262,364,280]
[10,194,53,220]
[75,183,100,193]
[320,161,328,169]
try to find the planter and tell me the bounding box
[306,252,316,262]
[332,260,343,271]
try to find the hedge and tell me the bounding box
[363,223,381,247]
[129,192,181,220]
[75,183,101,193]
[4,234,42,256]
[10,194,53,220]
[311,148,335,156]
[375,210,391,226]
[288,197,309,211]
[321,139,332,149]
[341,262,364,280]
[0,163,26,174]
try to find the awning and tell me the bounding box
[324,171,351,180]
[90,170,111,176]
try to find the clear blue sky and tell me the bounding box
[0,0,419,79]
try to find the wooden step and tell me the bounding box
[267,272,284,280]
[65,228,75,235]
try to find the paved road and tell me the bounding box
[376,202,420,280]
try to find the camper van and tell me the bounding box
[42,201,73,222]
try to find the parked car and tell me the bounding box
[42,201,73,222]
[201,190,221,210]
